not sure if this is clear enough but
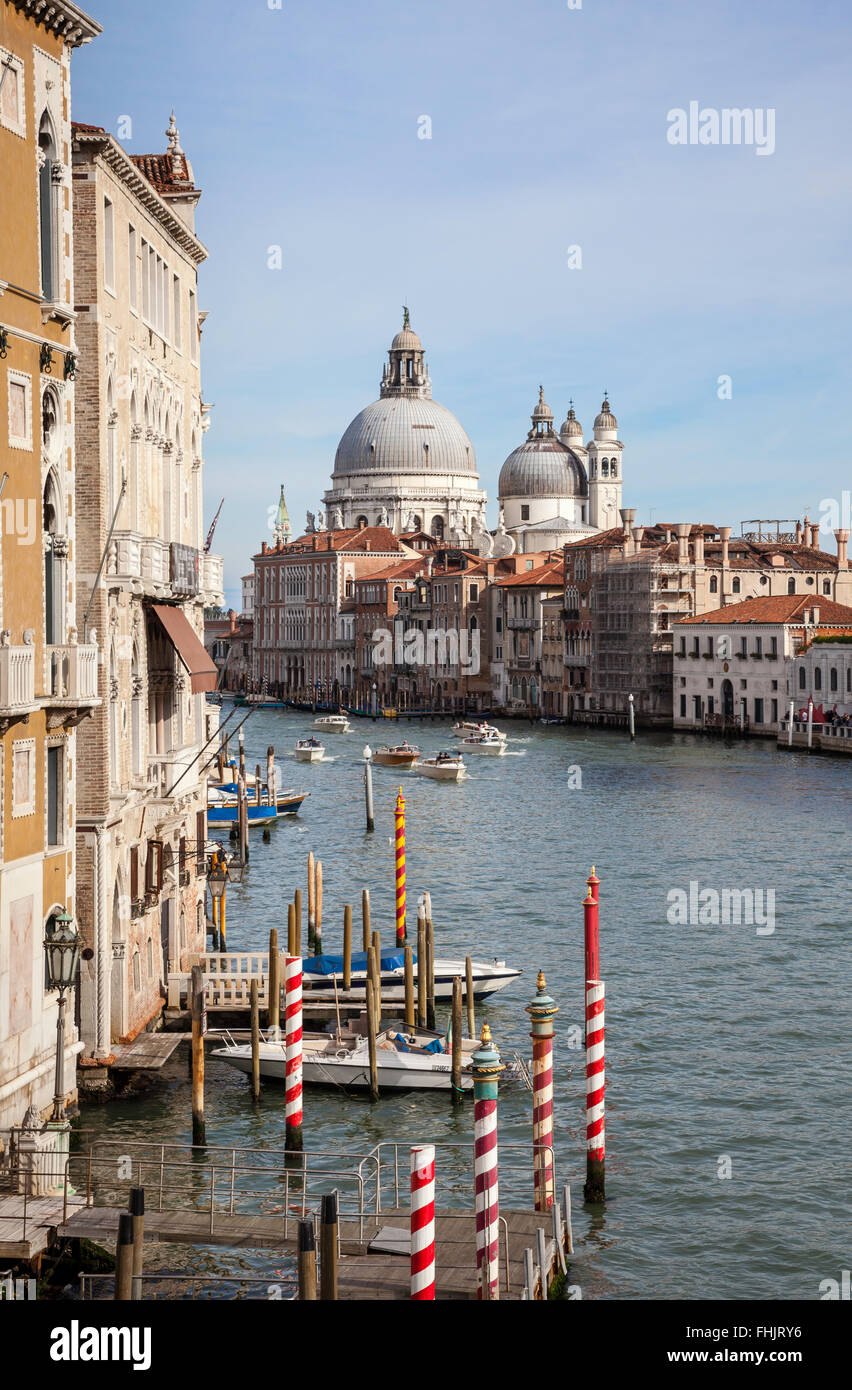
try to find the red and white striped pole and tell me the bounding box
[583,868,605,1203]
[472,1023,504,1299]
[285,955,303,1151]
[409,1144,435,1300]
[394,787,406,945]
[525,971,559,1212]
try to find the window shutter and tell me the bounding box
[130,846,139,900]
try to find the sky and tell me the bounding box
[71,0,852,609]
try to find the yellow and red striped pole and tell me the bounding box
[394,787,406,945]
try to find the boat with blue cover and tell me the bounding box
[300,947,519,1002]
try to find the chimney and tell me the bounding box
[811,605,820,626]
[675,523,690,565]
[694,530,705,565]
[835,528,850,570]
[261,542,268,554]
[619,507,636,536]
[631,525,644,556]
[719,525,731,568]
[312,535,318,551]
[809,521,820,549]
[795,520,803,544]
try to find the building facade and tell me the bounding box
[71,114,221,1060]
[0,0,101,1129]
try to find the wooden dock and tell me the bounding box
[56,1204,562,1299]
[111,1034,187,1070]
[0,1194,85,1261]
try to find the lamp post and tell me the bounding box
[43,911,81,1122]
[363,745,375,833]
[372,681,377,720]
[208,855,228,952]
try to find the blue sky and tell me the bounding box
[72,0,852,607]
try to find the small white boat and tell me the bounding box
[295,737,325,763]
[461,732,506,756]
[313,714,351,734]
[416,751,465,782]
[212,1024,518,1092]
[452,720,506,741]
[301,948,520,1003]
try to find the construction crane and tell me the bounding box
[204,497,224,553]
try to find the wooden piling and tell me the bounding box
[114,1211,134,1301]
[320,1193,339,1301]
[266,745,275,806]
[238,726,246,782]
[268,928,280,1033]
[417,907,427,1029]
[365,978,379,1101]
[219,886,227,953]
[255,764,262,805]
[287,902,295,957]
[371,931,382,1025]
[425,913,435,1031]
[130,1187,144,1301]
[307,851,316,951]
[404,944,415,1029]
[361,888,371,951]
[343,906,352,992]
[298,1217,317,1300]
[294,888,302,956]
[250,979,261,1101]
[451,976,463,1104]
[315,859,323,955]
[465,955,476,1038]
[190,964,206,1146]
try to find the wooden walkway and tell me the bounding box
[111,1034,186,1070]
[56,1204,562,1299]
[0,1194,85,1261]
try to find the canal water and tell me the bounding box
[78,709,851,1299]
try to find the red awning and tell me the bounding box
[152,604,218,694]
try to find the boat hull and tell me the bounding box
[416,761,465,781]
[295,748,324,762]
[372,751,419,767]
[302,963,519,1003]
[461,741,506,756]
[211,1039,474,1091]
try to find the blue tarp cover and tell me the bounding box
[303,949,413,976]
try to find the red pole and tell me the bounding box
[584,866,600,983]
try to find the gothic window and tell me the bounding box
[787,578,796,595]
[732,577,741,593]
[42,386,60,455]
[830,667,838,691]
[431,516,444,540]
[131,644,143,777]
[43,471,65,646]
[709,575,718,594]
[601,460,609,477]
[610,461,617,478]
[38,111,60,301]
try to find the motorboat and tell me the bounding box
[313,714,351,733]
[295,737,325,763]
[207,785,309,824]
[300,948,520,1003]
[212,1021,521,1092]
[372,742,420,767]
[416,751,465,782]
[452,720,506,741]
[461,731,506,756]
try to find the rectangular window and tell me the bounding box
[141,239,150,319]
[103,197,115,291]
[128,224,137,311]
[173,274,181,349]
[754,637,762,657]
[0,49,26,138]
[739,637,748,658]
[678,637,686,656]
[46,744,62,846]
[12,738,35,817]
[771,698,778,724]
[679,694,686,717]
[770,636,778,657]
[189,290,198,362]
[754,698,764,724]
[7,369,32,450]
[130,845,139,900]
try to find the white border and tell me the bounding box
[0,47,26,139]
[12,737,36,818]
[7,369,33,451]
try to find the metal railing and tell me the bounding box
[78,1271,298,1301]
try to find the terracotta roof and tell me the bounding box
[565,527,624,551]
[354,558,426,584]
[678,596,852,625]
[256,526,404,558]
[130,151,196,193]
[72,120,107,134]
[494,559,565,588]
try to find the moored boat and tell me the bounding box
[207,785,309,823]
[295,736,325,763]
[416,750,465,781]
[372,741,420,767]
[301,947,520,1002]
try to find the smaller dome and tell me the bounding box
[560,405,583,438]
[391,326,422,351]
[594,397,617,430]
[531,385,554,425]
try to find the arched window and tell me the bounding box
[709,576,718,594]
[512,678,519,700]
[469,615,478,630]
[42,386,60,456]
[355,515,368,529]
[162,410,173,543]
[601,460,609,477]
[430,516,444,540]
[798,666,806,690]
[814,667,822,691]
[530,678,538,706]
[109,644,120,786]
[610,461,617,478]
[131,644,143,777]
[787,578,796,595]
[43,471,65,647]
[830,667,838,691]
[732,577,741,594]
[129,392,139,530]
[521,677,528,702]
[412,516,422,531]
[106,376,119,519]
[38,111,59,301]
[132,950,141,993]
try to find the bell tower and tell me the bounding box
[587,395,624,531]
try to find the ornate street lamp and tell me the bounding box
[43,911,81,1122]
[208,859,228,902]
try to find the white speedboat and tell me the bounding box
[461,732,506,756]
[212,1024,517,1092]
[313,714,351,734]
[295,737,325,763]
[416,751,465,781]
[452,720,505,741]
[301,948,520,1003]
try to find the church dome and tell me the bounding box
[499,388,587,499]
[333,394,477,476]
[391,326,422,351]
[560,405,583,440]
[594,397,618,431]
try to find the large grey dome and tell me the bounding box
[499,438,587,498]
[333,395,477,477]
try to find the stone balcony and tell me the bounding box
[0,639,38,725]
[45,642,99,704]
[201,552,224,606]
[506,614,537,630]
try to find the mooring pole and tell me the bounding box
[365,977,379,1101]
[307,851,316,951]
[394,786,406,944]
[314,859,323,955]
[285,955,303,1151]
[268,928,280,1035]
[451,977,463,1105]
[787,698,795,747]
[320,1193,339,1300]
[298,1217,317,1300]
[114,1211,134,1301]
[583,869,605,1204]
[526,971,559,1211]
[130,1187,145,1300]
[190,963,206,1146]
[410,1144,436,1300]
[628,692,635,740]
[361,887,371,952]
[363,746,375,833]
[471,1024,504,1300]
[416,903,427,1029]
[403,944,415,1029]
